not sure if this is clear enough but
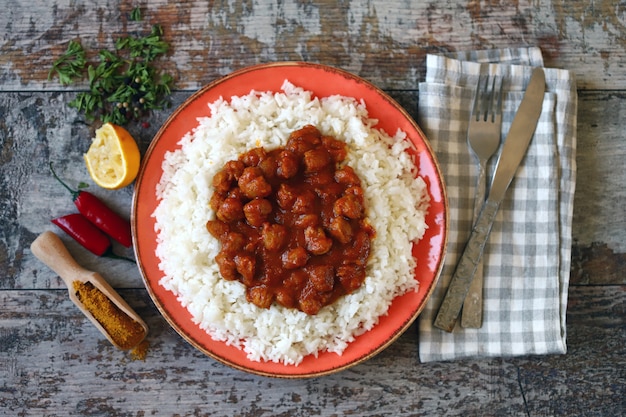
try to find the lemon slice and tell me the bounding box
[84,123,141,189]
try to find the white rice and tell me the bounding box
[153,81,429,365]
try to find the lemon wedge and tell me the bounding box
[84,123,141,190]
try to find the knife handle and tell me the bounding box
[434,199,501,332]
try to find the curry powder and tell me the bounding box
[73,280,146,350]
[130,339,150,361]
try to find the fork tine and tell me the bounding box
[471,75,488,121]
[472,75,503,123]
[488,76,503,123]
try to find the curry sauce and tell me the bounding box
[206,125,375,315]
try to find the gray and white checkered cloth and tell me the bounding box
[417,47,577,362]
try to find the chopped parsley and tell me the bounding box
[48,7,174,126]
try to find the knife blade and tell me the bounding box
[434,67,546,332]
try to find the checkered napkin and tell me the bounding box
[416,47,577,362]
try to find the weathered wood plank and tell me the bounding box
[571,91,626,285]
[0,286,623,416]
[1,0,625,91]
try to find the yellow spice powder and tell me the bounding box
[130,339,150,361]
[73,280,146,350]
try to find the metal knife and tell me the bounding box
[434,67,546,332]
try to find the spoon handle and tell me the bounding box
[30,231,89,287]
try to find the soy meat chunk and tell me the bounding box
[292,190,317,214]
[298,290,324,315]
[225,160,245,177]
[212,160,245,193]
[274,287,296,308]
[334,166,360,186]
[239,147,267,167]
[246,286,274,309]
[243,238,260,253]
[222,232,246,253]
[333,194,363,219]
[227,187,244,200]
[276,183,297,210]
[306,169,334,187]
[304,226,333,255]
[217,197,244,222]
[294,214,320,229]
[286,137,315,157]
[321,135,347,163]
[337,263,365,293]
[282,247,309,269]
[215,251,238,281]
[209,192,225,212]
[256,154,277,179]
[234,253,256,285]
[243,198,273,227]
[286,125,321,156]
[276,150,299,179]
[238,166,272,199]
[290,124,321,140]
[328,216,353,244]
[299,299,323,315]
[206,219,229,239]
[303,148,331,173]
[345,229,372,261]
[344,185,364,199]
[261,223,287,251]
[212,171,231,194]
[283,269,307,291]
[313,181,343,202]
[306,265,335,292]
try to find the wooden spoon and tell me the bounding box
[31,231,148,350]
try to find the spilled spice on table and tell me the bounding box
[73,280,146,350]
[130,339,150,361]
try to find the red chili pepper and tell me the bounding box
[51,213,136,262]
[51,214,111,256]
[50,163,132,247]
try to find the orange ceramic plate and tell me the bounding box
[132,62,447,378]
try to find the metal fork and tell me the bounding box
[461,74,503,328]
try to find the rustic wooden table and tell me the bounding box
[1,1,624,415]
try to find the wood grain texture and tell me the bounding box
[0,287,623,416]
[570,91,626,285]
[1,0,625,91]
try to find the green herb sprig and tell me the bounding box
[48,40,86,85]
[48,8,174,126]
[130,6,142,21]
